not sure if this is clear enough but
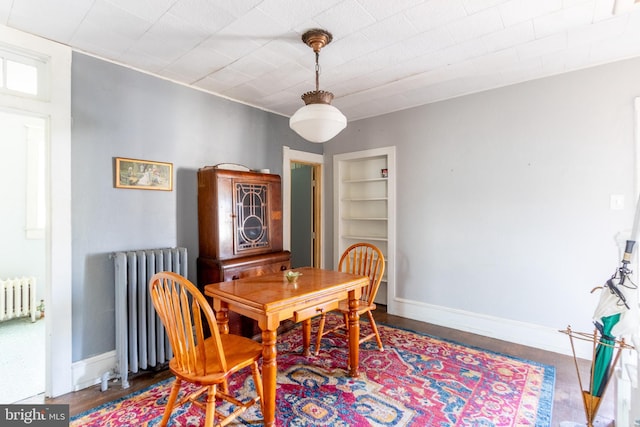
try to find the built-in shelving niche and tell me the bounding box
[334,147,395,305]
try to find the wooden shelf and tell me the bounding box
[341,197,388,202]
[342,177,388,183]
[342,217,387,221]
[342,235,388,242]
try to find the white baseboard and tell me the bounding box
[72,350,117,391]
[388,297,593,360]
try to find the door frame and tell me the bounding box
[282,146,325,268]
[0,24,73,398]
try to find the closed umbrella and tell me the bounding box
[591,312,620,397]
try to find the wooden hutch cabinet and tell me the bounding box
[197,166,291,336]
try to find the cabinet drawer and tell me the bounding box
[293,299,340,322]
[225,261,289,280]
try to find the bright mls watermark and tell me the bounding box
[0,405,68,426]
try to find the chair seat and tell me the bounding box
[171,334,263,384]
[337,300,376,315]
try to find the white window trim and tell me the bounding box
[0,43,50,100]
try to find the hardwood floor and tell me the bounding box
[48,307,614,426]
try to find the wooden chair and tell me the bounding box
[314,242,386,356]
[149,271,263,427]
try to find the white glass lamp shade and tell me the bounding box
[289,103,347,143]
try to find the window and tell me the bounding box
[0,45,48,99]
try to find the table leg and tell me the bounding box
[261,328,277,426]
[302,319,311,356]
[347,292,360,377]
[214,306,229,334]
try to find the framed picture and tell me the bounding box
[115,157,173,191]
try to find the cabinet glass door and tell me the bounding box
[235,182,270,251]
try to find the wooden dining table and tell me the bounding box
[204,266,369,427]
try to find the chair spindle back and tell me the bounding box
[338,243,385,305]
[150,271,226,376]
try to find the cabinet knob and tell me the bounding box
[280,265,287,271]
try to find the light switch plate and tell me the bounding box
[610,194,625,210]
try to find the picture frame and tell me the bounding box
[114,157,173,191]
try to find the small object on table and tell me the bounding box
[285,270,302,283]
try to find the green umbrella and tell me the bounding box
[591,312,620,397]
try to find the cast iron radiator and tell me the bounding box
[112,247,187,388]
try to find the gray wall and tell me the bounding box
[70,53,319,361]
[324,57,640,334]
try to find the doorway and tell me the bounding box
[290,162,320,268]
[0,110,46,403]
[282,147,324,269]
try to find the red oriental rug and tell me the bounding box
[71,314,554,426]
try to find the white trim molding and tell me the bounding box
[392,297,593,360]
[72,351,117,392]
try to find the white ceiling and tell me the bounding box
[2,0,640,122]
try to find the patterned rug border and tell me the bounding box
[72,318,556,425]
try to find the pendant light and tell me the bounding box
[289,29,347,143]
